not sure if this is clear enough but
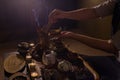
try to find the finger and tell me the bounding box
[61,31,68,34]
[49,9,57,17]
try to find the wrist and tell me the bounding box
[62,12,70,19]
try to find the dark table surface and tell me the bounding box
[1,40,120,80]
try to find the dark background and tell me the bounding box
[0,0,112,43]
[0,0,79,43]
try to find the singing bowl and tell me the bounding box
[4,53,25,74]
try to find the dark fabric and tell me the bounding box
[112,0,120,34]
[82,56,120,80]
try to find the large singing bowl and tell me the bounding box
[4,53,25,75]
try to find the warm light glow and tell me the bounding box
[31,72,38,77]
[26,55,32,59]
[29,62,36,71]
[29,62,36,66]
[30,43,35,47]
[26,55,32,63]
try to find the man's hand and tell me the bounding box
[48,9,67,24]
[60,31,74,38]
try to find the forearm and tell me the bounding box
[69,33,117,53]
[64,8,98,21]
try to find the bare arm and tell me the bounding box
[61,31,118,53]
[62,8,99,21]
[60,0,116,20]
[48,8,99,24]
